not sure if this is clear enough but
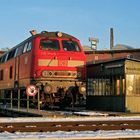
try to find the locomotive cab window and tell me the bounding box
[23,42,28,53]
[27,42,32,51]
[40,39,60,51]
[7,49,16,61]
[22,41,32,54]
[16,45,24,56]
[1,54,8,63]
[62,40,81,52]
[14,48,18,57]
[1,55,5,63]
[5,53,8,62]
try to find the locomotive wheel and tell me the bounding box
[44,84,52,94]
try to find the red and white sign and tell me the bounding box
[26,85,38,96]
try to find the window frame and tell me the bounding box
[26,41,32,52]
[23,42,29,53]
[62,40,81,52]
[40,39,60,51]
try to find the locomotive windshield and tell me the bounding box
[40,39,81,52]
[62,40,81,52]
[40,39,60,50]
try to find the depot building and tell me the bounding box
[86,58,140,113]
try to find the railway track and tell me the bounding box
[0,120,140,132]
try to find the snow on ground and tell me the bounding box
[0,115,140,123]
[0,129,140,140]
[73,111,109,116]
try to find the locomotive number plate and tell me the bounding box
[58,60,68,66]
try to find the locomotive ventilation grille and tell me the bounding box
[42,70,81,78]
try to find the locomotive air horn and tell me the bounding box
[30,30,37,36]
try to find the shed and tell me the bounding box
[86,58,140,112]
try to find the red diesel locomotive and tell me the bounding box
[0,30,86,108]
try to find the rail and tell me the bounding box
[0,120,140,132]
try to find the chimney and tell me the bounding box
[110,28,114,50]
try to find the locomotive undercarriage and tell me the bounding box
[0,80,86,110]
[32,79,86,109]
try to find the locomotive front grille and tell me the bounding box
[42,70,78,78]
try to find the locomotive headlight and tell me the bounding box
[42,70,48,77]
[57,32,63,37]
[79,85,86,94]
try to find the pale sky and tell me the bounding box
[0,0,140,50]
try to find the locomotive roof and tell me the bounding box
[33,31,78,40]
[0,31,79,57]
